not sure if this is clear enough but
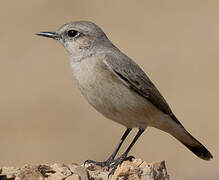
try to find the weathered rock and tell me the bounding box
[0,158,169,180]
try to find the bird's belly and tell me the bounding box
[71,58,160,128]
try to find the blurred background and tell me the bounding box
[0,0,218,179]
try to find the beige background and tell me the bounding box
[0,1,218,179]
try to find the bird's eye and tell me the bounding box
[67,30,79,38]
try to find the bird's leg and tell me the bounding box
[109,127,146,176]
[84,128,132,167]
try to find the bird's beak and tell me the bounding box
[35,32,60,40]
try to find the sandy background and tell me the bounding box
[0,1,218,179]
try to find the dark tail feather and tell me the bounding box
[158,114,213,160]
[181,135,213,161]
[172,126,213,160]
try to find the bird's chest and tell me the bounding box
[70,56,158,127]
[71,57,123,114]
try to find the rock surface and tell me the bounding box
[0,158,169,180]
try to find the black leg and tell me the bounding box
[109,127,146,176]
[124,128,145,155]
[84,128,132,167]
[107,128,132,161]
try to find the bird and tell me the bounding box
[36,21,213,174]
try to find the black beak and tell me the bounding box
[35,32,60,40]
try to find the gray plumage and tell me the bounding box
[36,21,213,162]
[104,53,178,120]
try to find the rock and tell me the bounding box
[0,166,20,180]
[17,164,44,180]
[0,158,169,180]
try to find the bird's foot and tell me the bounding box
[84,157,114,168]
[108,154,134,177]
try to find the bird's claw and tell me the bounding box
[84,157,114,168]
[84,155,135,177]
[108,154,133,177]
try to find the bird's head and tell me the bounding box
[36,21,110,57]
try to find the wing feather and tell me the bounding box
[104,54,181,125]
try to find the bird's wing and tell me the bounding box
[103,53,181,125]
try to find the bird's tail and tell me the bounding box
[158,115,213,160]
[175,129,213,161]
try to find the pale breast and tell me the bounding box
[70,55,161,128]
